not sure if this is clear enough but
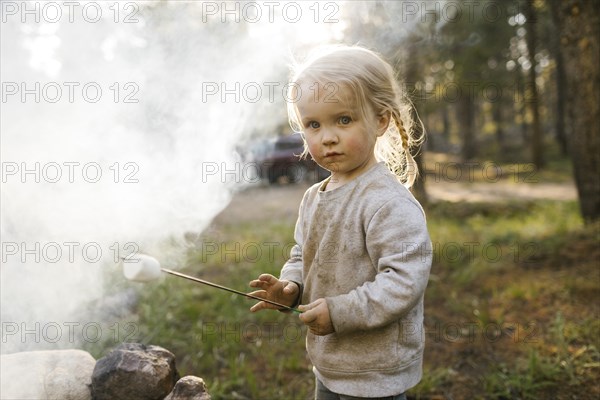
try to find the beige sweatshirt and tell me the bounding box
[280,162,432,397]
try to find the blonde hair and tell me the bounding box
[287,45,423,188]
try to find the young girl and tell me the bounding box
[249,45,432,399]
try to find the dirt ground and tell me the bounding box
[214,179,577,225]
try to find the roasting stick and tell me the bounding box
[161,268,302,314]
[121,254,301,313]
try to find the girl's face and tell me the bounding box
[297,82,389,188]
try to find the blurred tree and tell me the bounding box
[437,0,519,161]
[554,0,600,223]
[340,0,563,167]
[404,33,429,204]
[524,0,544,168]
[549,0,568,155]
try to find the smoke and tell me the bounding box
[0,1,344,360]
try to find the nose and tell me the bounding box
[321,127,338,145]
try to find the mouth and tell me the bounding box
[324,152,342,158]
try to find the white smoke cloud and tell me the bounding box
[0,1,344,358]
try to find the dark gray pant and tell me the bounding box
[315,379,407,400]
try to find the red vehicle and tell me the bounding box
[258,133,329,184]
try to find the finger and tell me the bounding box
[250,301,267,313]
[297,303,310,312]
[297,299,319,312]
[250,300,279,313]
[250,274,277,289]
[247,289,267,299]
[249,280,271,289]
[299,307,317,324]
[282,281,299,295]
[258,273,277,283]
[247,290,283,312]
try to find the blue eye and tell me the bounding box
[339,116,352,125]
[308,121,320,129]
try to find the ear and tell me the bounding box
[376,111,391,137]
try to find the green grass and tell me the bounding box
[84,195,599,399]
[413,200,599,399]
[479,312,600,399]
[127,220,311,399]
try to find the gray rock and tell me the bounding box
[164,376,211,400]
[0,349,95,400]
[91,343,179,400]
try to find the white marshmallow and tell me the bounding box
[122,254,162,282]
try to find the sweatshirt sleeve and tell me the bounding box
[326,197,432,334]
[279,193,306,288]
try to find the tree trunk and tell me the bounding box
[459,93,476,161]
[524,0,545,168]
[412,147,428,205]
[442,106,450,139]
[556,0,600,223]
[402,39,428,204]
[493,103,506,152]
[550,0,569,156]
[424,113,434,152]
[516,73,529,143]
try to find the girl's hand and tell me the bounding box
[248,274,300,312]
[298,298,334,336]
